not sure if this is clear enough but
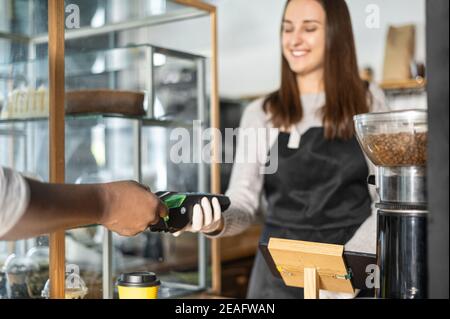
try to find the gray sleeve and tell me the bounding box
[207,99,270,238]
[0,167,30,238]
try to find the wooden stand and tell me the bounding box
[304,267,319,299]
[267,238,354,299]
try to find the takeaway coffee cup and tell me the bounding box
[117,272,160,299]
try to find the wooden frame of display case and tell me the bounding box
[46,0,222,298]
[48,0,66,300]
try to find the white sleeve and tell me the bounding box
[345,83,391,254]
[208,99,272,238]
[0,167,30,238]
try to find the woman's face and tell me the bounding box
[282,0,326,77]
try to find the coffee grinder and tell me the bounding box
[354,109,428,299]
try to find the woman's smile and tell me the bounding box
[290,49,310,58]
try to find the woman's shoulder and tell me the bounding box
[240,97,270,128]
[244,97,267,116]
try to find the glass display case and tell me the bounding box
[0,0,220,299]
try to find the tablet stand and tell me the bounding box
[267,238,354,299]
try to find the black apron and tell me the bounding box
[247,128,371,299]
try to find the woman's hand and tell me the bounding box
[99,181,168,237]
[174,197,223,236]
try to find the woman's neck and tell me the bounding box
[296,68,325,95]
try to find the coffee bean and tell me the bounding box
[362,132,427,166]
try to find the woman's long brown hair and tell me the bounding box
[264,0,370,140]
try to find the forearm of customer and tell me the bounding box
[1,178,105,240]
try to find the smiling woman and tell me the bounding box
[265,0,369,139]
[177,0,388,300]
